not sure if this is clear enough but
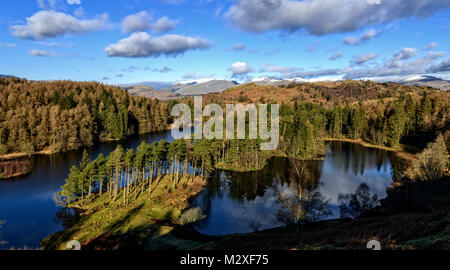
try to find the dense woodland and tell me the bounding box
[0,77,171,156]
[59,84,450,205]
[0,77,448,205]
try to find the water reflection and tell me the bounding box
[194,142,403,235]
[0,130,176,248]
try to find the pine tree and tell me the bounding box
[388,100,406,147]
[60,165,81,203]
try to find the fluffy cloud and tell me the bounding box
[37,0,58,9]
[182,72,216,80]
[229,61,255,75]
[351,53,378,66]
[329,52,343,60]
[226,0,450,35]
[343,29,380,45]
[345,51,444,79]
[259,64,301,73]
[393,47,418,60]
[230,44,245,51]
[122,11,152,33]
[427,58,450,73]
[156,66,173,73]
[122,12,177,33]
[28,49,58,57]
[11,11,109,40]
[423,42,438,50]
[257,48,446,80]
[151,16,177,33]
[120,66,172,73]
[37,0,81,9]
[105,32,211,58]
[0,43,17,48]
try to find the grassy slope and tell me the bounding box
[42,173,450,250]
[202,209,450,250]
[41,175,206,250]
[202,178,450,250]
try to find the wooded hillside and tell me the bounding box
[0,77,171,155]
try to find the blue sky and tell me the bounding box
[0,0,449,84]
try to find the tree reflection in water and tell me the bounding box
[274,158,331,233]
[338,183,379,219]
[0,219,7,247]
[193,142,403,236]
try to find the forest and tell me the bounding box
[58,84,450,205]
[0,77,171,156]
[1,77,448,218]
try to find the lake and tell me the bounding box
[0,133,403,248]
[193,142,403,235]
[0,130,176,249]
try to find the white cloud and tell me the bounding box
[392,47,418,61]
[151,16,177,33]
[228,61,255,75]
[120,66,172,73]
[28,49,58,57]
[423,42,437,50]
[122,11,152,33]
[351,53,378,66]
[67,0,81,4]
[343,29,380,46]
[105,32,211,58]
[427,57,450,73]
[37,0,58,9]
[182,72,216,80]
[367,0,381,4]
[74,7,85,17]
[0,43,17,48]
[259,64,301,73]
[258,48,446,80]
[230,44,245,51]
[226,0,450,35]
[329,52,343,60]
[122,12,177,33]
[345,51,444,79]
[11,11,109,40]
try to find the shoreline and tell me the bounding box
[323,138,418,162]
[0,149,59,161]
[0,128,174,161]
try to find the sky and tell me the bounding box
[0,0,450,85]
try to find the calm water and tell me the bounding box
[0,130,176,249]
[0,136,402,248]
[193,142,403,235]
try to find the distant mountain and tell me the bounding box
[169,80,239,96]
[251,76,342,86]
[119,81,174,90]
[124,85,181,100]
[0,74,12,78]
[400,75,450,91]
[124,79,239,100]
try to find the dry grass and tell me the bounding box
[41,175,206,250]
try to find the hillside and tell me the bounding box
[125,85,181,100]
[401,76,450,91]
[125,80,239,100]
[203,80,448,107]
[0,77,171,157]
[169,80,238,96]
